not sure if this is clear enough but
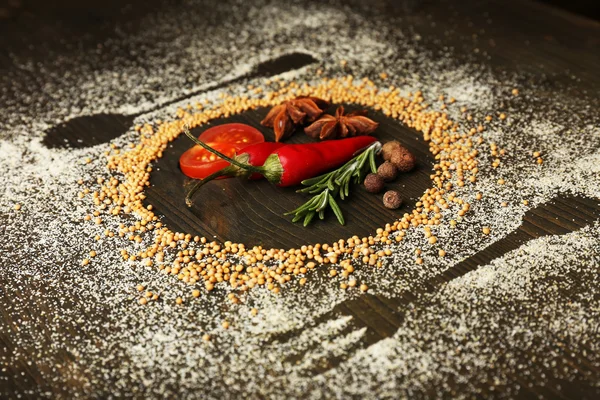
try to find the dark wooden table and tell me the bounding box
[1,0,600,398]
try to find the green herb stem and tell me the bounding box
[286,141,381,226]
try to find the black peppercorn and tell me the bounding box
[377,161,398,182]
[364,173,384,193]
[390,148,416,172]
[383,190,403,209]
[381,141,401,161]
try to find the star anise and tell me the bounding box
[260,96,329,142]
[304,106,379,140]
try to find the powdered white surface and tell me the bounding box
[1,0,599,398]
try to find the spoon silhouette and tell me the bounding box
[42,52,318,149]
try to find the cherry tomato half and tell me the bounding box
[179,124,264,179]
[198,123,264,147]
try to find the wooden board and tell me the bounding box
[146,106,433,249]
[2,0,600,398]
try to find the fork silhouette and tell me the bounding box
[272,194,600,374]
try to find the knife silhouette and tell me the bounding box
[43,52,318,149]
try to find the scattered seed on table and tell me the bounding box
[80,77,510,297]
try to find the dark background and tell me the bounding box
[0,0,598,59]
[543,0,600,19]
[0,0,599,25]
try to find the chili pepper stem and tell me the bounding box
[260,153,286,184]
[185,166,238,207]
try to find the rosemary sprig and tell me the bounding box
[286,141,382,226]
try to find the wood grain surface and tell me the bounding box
[2,0,600,398]
[147,106,433,249]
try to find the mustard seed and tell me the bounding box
[87,77,492,297]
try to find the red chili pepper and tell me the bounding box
[184,128,377,187]
[185,141,286,206]
[260,136,377,186]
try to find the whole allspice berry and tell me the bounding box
[364,173,385,193]
[377,161,397,182]
[383,190,403,209]
[391,148,416,172]
[381,141,401,161]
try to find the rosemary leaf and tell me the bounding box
[303,211,316,227]
[287,141,382,226]
[328,195,345,225]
